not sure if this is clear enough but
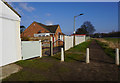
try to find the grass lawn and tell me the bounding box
[96,39,120,68]
[103,38,120,43]
[3,40,92,81]
[96,40,116,59]
[52,40,92,62]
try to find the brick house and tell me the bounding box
[21,21,64,46]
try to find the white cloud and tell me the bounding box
[47,23,53,25]
[19,3,35,12]
[45,21,53,25]
[46,13,51,17]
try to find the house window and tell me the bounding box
[38,30,41,33]
[38,35,41,37]
[60,35,63,41]
[44,39,49,42]
[58,32,60,40]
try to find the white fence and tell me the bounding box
[64,35,86,51]
[85,36,90,41]
[21,41,42,60]
[75,35,86,45]
[64,36,74,51]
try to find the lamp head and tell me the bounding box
[79,13,84,15]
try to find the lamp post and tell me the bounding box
[73,13,84,46]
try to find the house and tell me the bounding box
[21,21,64,46]
[0,0,21,67]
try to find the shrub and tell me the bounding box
[21,36,30,41]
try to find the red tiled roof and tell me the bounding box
[35,22,59,33]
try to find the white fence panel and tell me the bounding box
[64,35,86,51]
[75,35,86,45]
[22,41,42,60]
[64,36,73,51]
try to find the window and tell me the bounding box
[38,30,41,33]
[58,32,60,40]
[38,35,41,37]
[60,35,63,41]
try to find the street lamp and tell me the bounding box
[74,13,84,34]
[73,13,84,46]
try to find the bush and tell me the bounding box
[21,36,30,41]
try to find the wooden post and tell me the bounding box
[116,48,119,65]
[73,35,75,47]
[61,48,64,62]
[86,48,90,63]
[39,40,42,58]
[50,37,53,56]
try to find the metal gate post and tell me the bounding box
[50,37,53,56]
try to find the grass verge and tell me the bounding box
[103,38,120,43]
[52,40,92,62]
[96,40,116,59]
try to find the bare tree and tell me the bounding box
[76,21,96,35]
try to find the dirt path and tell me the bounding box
[41,40,119,81]
[53,40,119,81]
[86,40,119,81]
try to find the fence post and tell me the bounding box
[73,35,75,47]
[116,48,119,65]
[39,40,42,58]
[86,48,90,63]
[61,48,64,62]
[50,37,53,56]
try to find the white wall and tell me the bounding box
[0,0,21,67]
[75,35,86,45]
[0,0,3,67]
[0,0,20,21]
[64,36,73,51]
[0,8,2,67]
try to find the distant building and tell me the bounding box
[21,21,64,46]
